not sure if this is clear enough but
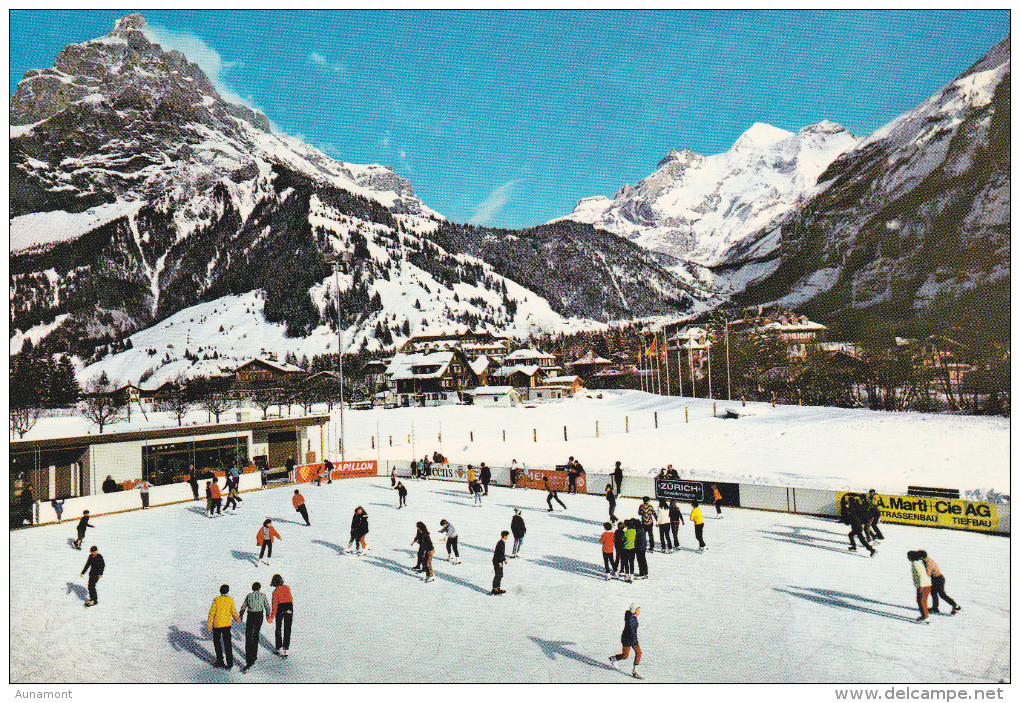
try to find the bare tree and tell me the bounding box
[165,377,191,426]
[201,392,232,423]
[80,373,124,433]
[10,406,42,439]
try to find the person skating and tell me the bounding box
[622,520,637,582]
[206,584,241,668]
[691,500,707,552]
[268,574,293,655]
[656,499,673,553]
[544,475,566,511]
[605,484,617,523]
[80,545,105,607]
[466,465,476,493]
[614,521,629,581]
[439,519,460,564]
[256,519,282,565]
[847,494,876,556]
[188,467,199,501]
[638,496,656,552]
[73,510,95,549]
[209,480,223,517]
[609,604,644,679]
[919,550,960,615]
[612,461,623,496]
[395,481,408,509]
[634,518,649,579]
[480,463,491,495]
[567,460,578,494]
[712,484,723,517]
[600,522,617,579]
[323,458,334,484]
[285,455,296,481]
[909,551,932,622]
[205,480,214,515]
[390,468,397,487]
[138,478,152,509]
[510,509,526,557]
[347,506,369,554]
[411,522,428,572]
[239,581,271,672]
[471,477,484,506]
[225,481,242,512]
[491,530,509,595]
[866,489,884,541]
[413,522,435,582]
[51,498,64,523]
[292,489,310,526]
[668,500,684,551]
[509,459,519,488]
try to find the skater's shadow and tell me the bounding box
[528,636,615,671]
[771,525,848,545]
[66,538,79,549]
[187,506,209,517]
[368,502,394,509]
[268,517,304,526]
[434,569,492,595]
[168,624,216,665]
[456,542,491,554]
[366,555,428,579]
[66,581,89,602]
[775,586,917,622]
[761,526,858,554]
[532,554,606,579]
[231,549,259,566]
[312,539,344,555]
[548,513,603,527]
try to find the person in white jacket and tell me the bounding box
[655,499,673,552]
[909,550,932,622]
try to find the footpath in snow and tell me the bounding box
[10,476,1009,683]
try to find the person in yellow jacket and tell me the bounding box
[466,466,476,494]
[691,500,707,552]
[207,584,241,669]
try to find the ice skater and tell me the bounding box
[137,478,152,509]
[80,545,104,607]
[390,468,397,487]
[395,481,407,509]
[656,499,673,552]
[609,604,644,679]
[292,489,310,525]
[439,519,460,563]
[622,520,637,581]
[614,521,630,581]
[865,489,884,541]
[73,510,95,549]
[668,500,684,550]
[491,530,509,595]
[600,522,617,579]
[510,509,526,557]
[633,518,648,579]
[413,522,435,582]
[605,483,617,522]
[638,497,656,552]
[51,498,64,523]
[225,480,242,511]
[256,519,282,565]
[919,550,960,614]
[691,500,707,552]
[239,581,271,672]
[848,494,876,557]
[613,461,623,496]
[347,506,369,554]
[909,551,932,622]
[544,475,566,511]
[206,584,241,668]
[268,574,293,655]
[466,466,476,493]
[712,484,723,517]
[209,480,222,516]
[188,468,199,500]
[480,462,491,495]
[471,477,484,506]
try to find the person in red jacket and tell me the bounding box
[268,573,293,656]
[208,480,222,517]
[600,522,617,579]
[256,519,282,565]
[292,490,310,526]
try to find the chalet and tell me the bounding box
[359,360,388,391]
[469,355,492,385]
[730,304,827,360]
[489,364,544,389]
[529,375,583,401]
[387,350,478,406]
[588,364,640,390]
[398,331,512,360]
[568,350,612,381]
[232,358,306,386]
[503,347,559,370]
[464,386,522,408]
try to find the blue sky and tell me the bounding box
[10,10,1010,228]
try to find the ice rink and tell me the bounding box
[10,476,1009,684]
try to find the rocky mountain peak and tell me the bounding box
[656,148,700,168]
[113,13,149,31]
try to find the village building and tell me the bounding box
[567,350,612,382]
[398,331,512,361]
[464,385,523,408]
[232,358,306,387]
[386,349,479,406]
[528,374,583,402]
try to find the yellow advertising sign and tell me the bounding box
[838,493,1000,533]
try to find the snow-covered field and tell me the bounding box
[10,477,1009,683]
[20,391,1010,500]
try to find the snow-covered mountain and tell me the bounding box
[10,14,696,384]
[550,120,859,268]
[733,37,1010,334]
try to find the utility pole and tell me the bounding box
[725,318,732,401]
[327,253,351,462]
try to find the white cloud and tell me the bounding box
[468,179,524,226]
[399,149,413,174]
[380,131,391,148]
[149,24,262,114]
[307,51,349,81]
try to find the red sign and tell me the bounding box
[295,460,378,483]
[519,469,586,494]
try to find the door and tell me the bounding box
[267,430,298,469]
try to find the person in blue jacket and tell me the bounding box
[609,603,644,678]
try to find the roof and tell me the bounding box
[543,375,580,385]
[504,348,555,362]
[491,364,540,378]
[569,351,611,366]
[469,355,491,376]
[754,320,827,333]
[464,386,520,396]
[234,358,305,374]
[387,351,455,380]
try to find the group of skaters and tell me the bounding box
[909,550,961,622]
[840,489,883,556]
[598,496,709,581]
[197,471,245,517]
[205,574,294,672]
[408,451,449,480]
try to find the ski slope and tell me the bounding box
[10,477,1009,683]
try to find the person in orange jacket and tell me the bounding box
[256,519,282,565]
[206,584,241,669]
[712,484,724,517]
[268,574,293,656]
[208,480,222,517]
[292,490,310,526]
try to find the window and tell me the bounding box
[142,436,249,485]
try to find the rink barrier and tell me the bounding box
[383,461,1010,535]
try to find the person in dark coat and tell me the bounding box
[491,531,509,595]
[605,483,617,522]
[413,522,435,582]
[188,467,200,500]
[544,475,566,511]
[567,461,578,494]
[480,463,491,494]
[609,604,643,678]
[101,475,119,493]
[847,494,877,556]
[634,519,649,579]
[80,545,105,607]
[73,510,95,550]
[613,521,628,579]
[396,481,407,509]
[347,506,369,554]
[510,509,526,557]
[285,455,296,480]
[612,461,623,496]
[323,458,334,484]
